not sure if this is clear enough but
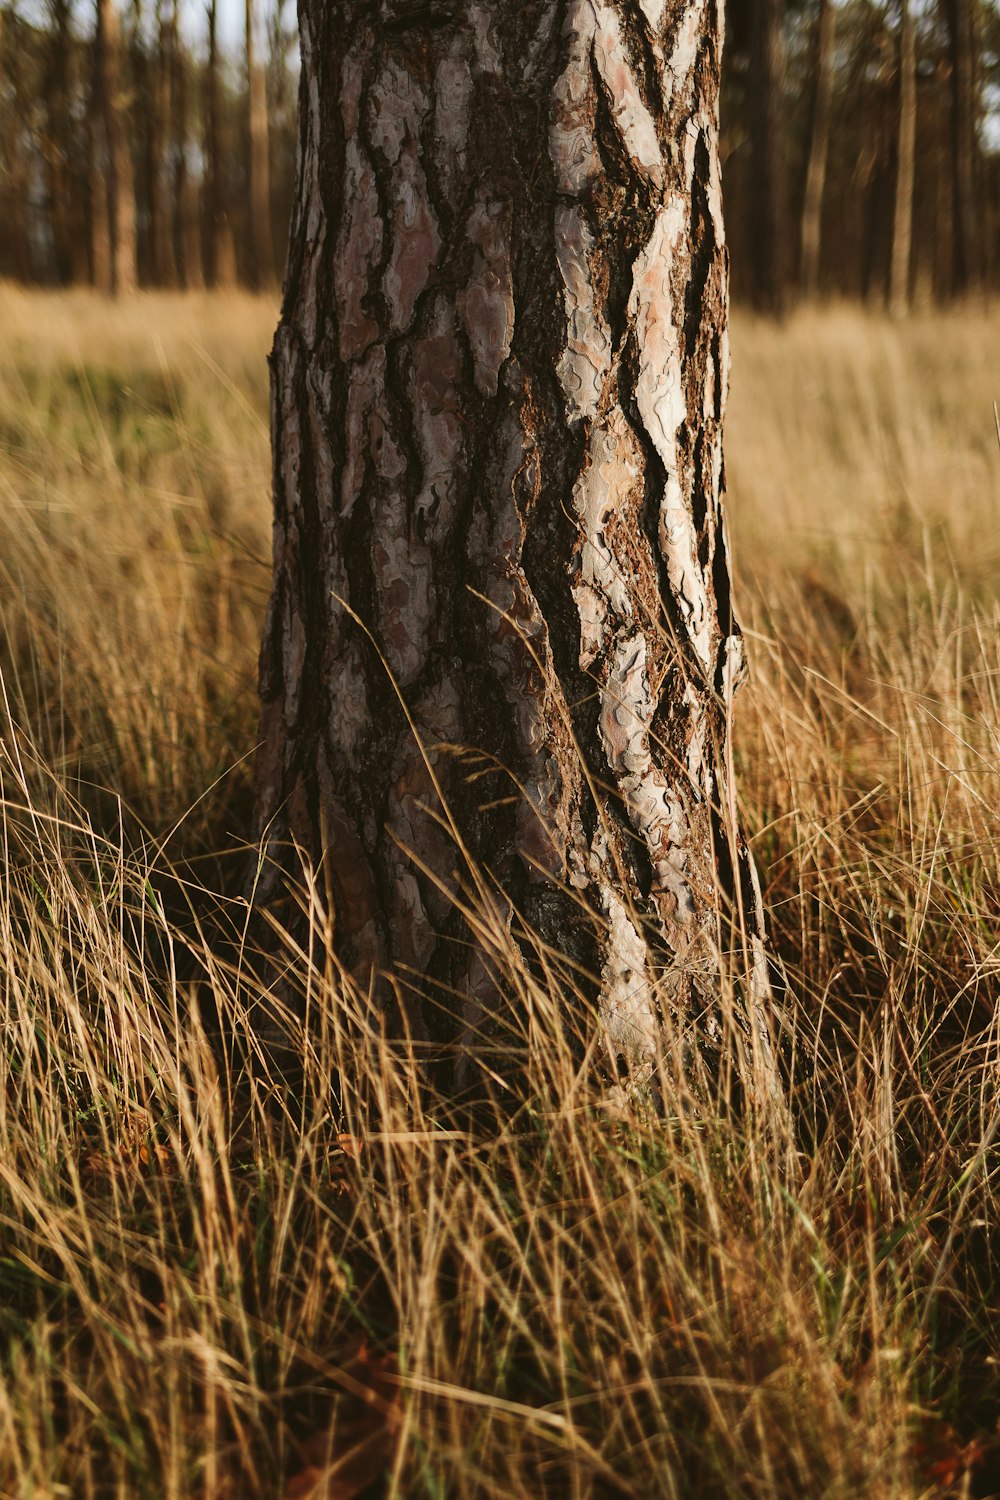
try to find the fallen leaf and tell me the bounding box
[284,1345,401,1500]
[911,1421,987,1493]
[284,1465,325,1500]
[138,1142,173,1172]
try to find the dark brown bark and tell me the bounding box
[245,0,274,286]
[205,0,237,287]
[798,0,834,298]
[943,0,980,294]
[888,0,915,316]
[749,0,788,314]
[255,0,779,1101]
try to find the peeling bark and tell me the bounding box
[256,0,779,1100]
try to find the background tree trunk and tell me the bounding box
[172,2,205,289]
[1,6,32,281]
[4,52,33,281]
[205,0,237,288]
[89,0,113,293]
[245,0,273,286]
[151,0,178,285]
[888,0,915,316]
[943,0,980,295]
[97,0,138,294]
[799,0,834,299]
[255,0,778,1099]
[749,0,789,313]
[44,0,80,283]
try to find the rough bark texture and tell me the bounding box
[798,0,833,299]
[888,0,915,317]
[256,0,778,1096]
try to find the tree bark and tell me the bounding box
[245,0,274,286]
[255,0,779,1101]
[888,0,915,316]
[749,0,788,314]
[798,0,834,299]
[205,0,237,287]
[943,0,980,295]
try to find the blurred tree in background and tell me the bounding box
[0,0,997,303]
[0,0,298,288]
[723,0,1000,305]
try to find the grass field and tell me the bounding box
[1,285,998,1497]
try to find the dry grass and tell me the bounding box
[0,285,998,1498]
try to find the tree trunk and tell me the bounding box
[172,2,205,289]
[943,0,979,295]
[245,0,273,286]
[89,0,113,293]
[96,0,138,294]
[205,0,237,287]
[4,144,31,285]
[44,0,80,283]
[888,0,915,316]
[152,0,178,285]
[255,0,779,1101]
[749,0,788,314]
[0,8,31,281]
[798,0,834,299]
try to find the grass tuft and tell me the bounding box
[1,287,998,1496]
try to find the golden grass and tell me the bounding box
[1,286,998,1497]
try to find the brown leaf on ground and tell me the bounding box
[283,1465,325,1500]
[138,1141,174,1172]
[284,1344,401,1500]
[911,1421,987,1492]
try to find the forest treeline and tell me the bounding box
[0,0,997,307]
[0,0,296,293]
